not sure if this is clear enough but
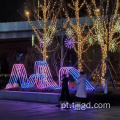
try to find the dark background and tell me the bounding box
[0,0,27,22]
[0,0,87,22]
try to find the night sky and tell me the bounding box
[0,0,103,23]
[0,0,26,22]
[0,0,65,22]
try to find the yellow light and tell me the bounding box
[26,0,61,61]
[25,11,30,17]
[96,8,100,12]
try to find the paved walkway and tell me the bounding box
[0,100,120,120]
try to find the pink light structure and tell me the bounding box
[5,61,58,89]
[29,74,46,89]
[64,37,75,49]
[59,67,95,91]
[5,64,31,89]
[34,61,58,89]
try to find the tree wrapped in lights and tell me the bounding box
[64,0,94,71]
[25,0,62,61]
[87,0,120,86]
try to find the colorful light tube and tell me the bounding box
[59,67,95,91]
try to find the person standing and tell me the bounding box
[60,74,70,102]
[56,74,70,108]
[75,71,87,103]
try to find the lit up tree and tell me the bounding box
[87,0,120,86]
[64,0,94,71]
[25,0,62,61]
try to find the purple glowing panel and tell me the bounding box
[59,67,95,91]
[64,37,75,49]
[34,61,58,89]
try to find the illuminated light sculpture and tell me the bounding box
[64,0,94,71]
[5,64,31,89]
[39,35,53,48]
[59,67,95,91]
[25,0,62,61]
[109,40,118,53]
[88,37,95,46]
[5,61,58,89]
[65,28,75,38]
[64,37,75,49]
[87,0,120,86]
[115,23,120,33]
[29,74,46,89]
[34,61,58,89]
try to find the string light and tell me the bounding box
[25,0,62,61]
[65,0,94,71]
[89,0,120,86]
[97,34,103,44]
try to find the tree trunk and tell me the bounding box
[43,45,47,61]
[78,43,83,71]
[101,45,107,86]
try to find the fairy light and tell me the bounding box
[97,34,103,44]
[65,0,94,71]
[25,0,62,61]
[89,0,120,86]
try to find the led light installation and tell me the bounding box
[34,61,58,89]
[5,64,34,89]
[65,28,74,38]
[64,0,94,71]
[29,74,46,89]
[88,37,94,46]
[64,37,75,49]
[59,67,95,91]
[5,61,58,89]
[87,0,120,86]
[25,0,62,61]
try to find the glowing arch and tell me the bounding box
[59,67,95,90]
[34,61,58,88]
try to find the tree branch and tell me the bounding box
[74,46,78,53]
[67,3,75,10]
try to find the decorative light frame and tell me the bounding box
[59,67,95,91]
